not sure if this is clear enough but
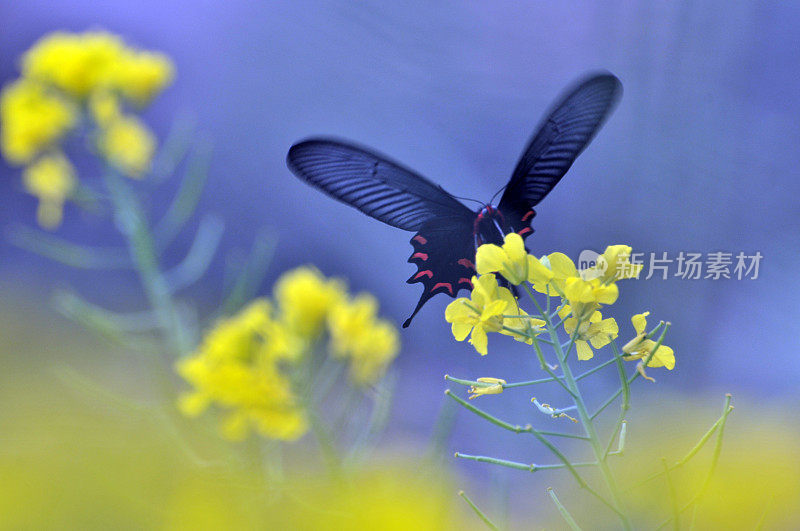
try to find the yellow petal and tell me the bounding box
[475,244,506,275]
[527,254,554,288]
[482,298,508,319]
[445,299,472,323]
[631,312,650,335]
[648,345,675,369]
[588,318,619,348]
[548,252,579,278]
[451,322,472,341]
[576,340,594,361]
[595,283,619,305]
[502,233,526,264]
[469,326,489,355]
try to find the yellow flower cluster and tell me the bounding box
[22,31,173,104]
[448,233,674,371]
[177,300,307,441]
[177,267,400,441]
[0,31,173,227]
[328,294,400,384]
[445,273,544,356]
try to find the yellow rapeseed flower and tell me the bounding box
[113,50,174,106]
[583,245,643,283]
[327,294,399,385]
[22,152,76,229]
[22,31,127,99]
[274,266,347,338]
[476,232,553,286]
[558,305,618,361]
[445,273,517,355]
[88,90,122,127]
[563,276,619,320]
[97,115,155,177]
[467,377,506,399]
[0,79,75,164]
[622,311,675,369]
[176,299,308,441]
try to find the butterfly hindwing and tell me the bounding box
[404,217,476,328]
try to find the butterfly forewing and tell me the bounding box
[287,139,473,231]
[498,73,622,229]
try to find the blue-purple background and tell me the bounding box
[2,0,799,493]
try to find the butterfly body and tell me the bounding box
[287,72,622,327]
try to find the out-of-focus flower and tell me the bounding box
[558,305,618,361]
[113,50,174,106]
[327,294,399,384]
[21,31,127,99]
[20,30,173,105]
[445,274,517,355]
[0,79,75,164]
[476,232,552,286]
[97,115,155,177]
[88,90,122,127]
[176,299,308,441]
[274,266,347,338]
[468,377,506,399]
[22,152,76,228]
[622,311,674,369]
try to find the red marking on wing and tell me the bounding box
[458,277,473,288]
[412,235,428,245]
[518,227,533,236]
[432,282,454,295]
[522,210,535,221]
[458,258,476,269]
[411,252,429,261]
[414,270,434,280]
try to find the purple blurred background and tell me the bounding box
[2,0,799,495]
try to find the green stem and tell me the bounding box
[104,171,192,357]
[548,487,583,531]
[524,283,632,530]
[459,490,499,531]
[455,452,599,472]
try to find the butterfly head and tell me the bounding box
[473,204,507,247]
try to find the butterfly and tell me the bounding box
[287,72,622,328]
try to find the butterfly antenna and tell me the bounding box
[450,194,485,207]
[490,184,506,205]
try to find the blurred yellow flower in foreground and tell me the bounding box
[178,267,400,439]
[113,49,174,106]
[97,115,156,178]
[622,311,675,369]
[274,266,347,337]
[0,79,75,164]
[558,305,618,361]
[88,90,122,127]
[2,30,175,226]
[176,299,308,441]
[21,30,174,103]
[328,294,399,384]
[22,152,76,229]
[22,31,127,99]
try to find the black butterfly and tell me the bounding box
[287,72,622,328]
